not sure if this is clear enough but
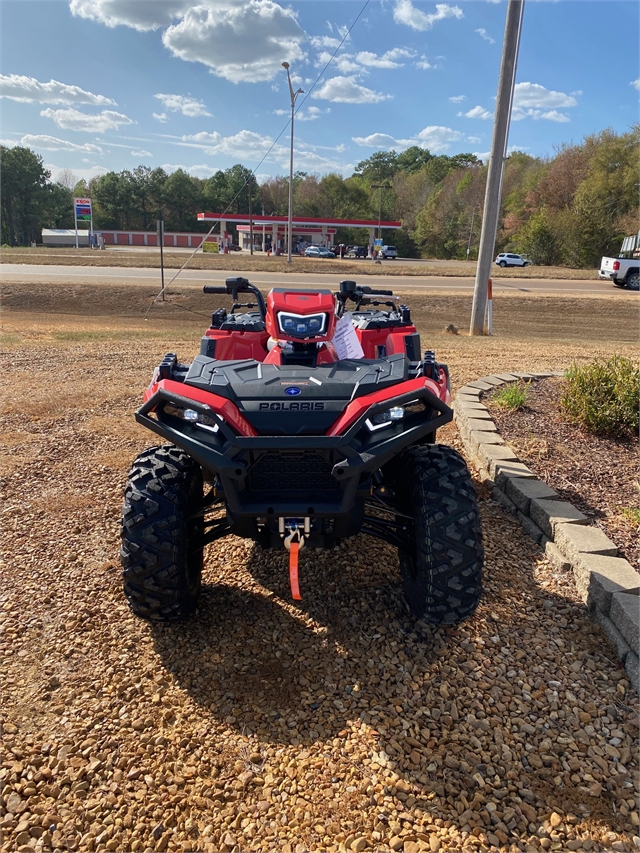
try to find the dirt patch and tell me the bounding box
[486,377,639,568]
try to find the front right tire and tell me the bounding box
[395,445,483,625]
[121,446,204,622]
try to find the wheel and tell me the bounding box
[626,271,639,291]
[394,445,483,625]
[498,260,507,267]
[121,446,204,622]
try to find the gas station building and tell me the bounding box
[196,212,402,252]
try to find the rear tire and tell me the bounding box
[121,446,204,622]
[626,271,639,291]
[395,445,483,625]
[498,261,507,267]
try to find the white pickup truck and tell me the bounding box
[599,233,639,290]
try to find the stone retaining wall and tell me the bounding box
[453,372,640,692]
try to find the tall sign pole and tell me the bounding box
[74,197,92,249]
[157,219,165,302]
[469,0,525,336]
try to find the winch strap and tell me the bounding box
[289,541,302,601]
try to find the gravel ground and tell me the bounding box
[2,288,639,853]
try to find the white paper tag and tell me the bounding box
[332,314,365,360]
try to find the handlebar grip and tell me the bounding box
[368,289,393,296]
[203,286,228,294]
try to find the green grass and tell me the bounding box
[0,333,22,347]
[561,355,640,438]
[52,329,175,342]
[493,381,529,410]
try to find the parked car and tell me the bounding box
[346,245,367,259]
[494,252,530,268]
[379,245,397,259]
[227,243,242,252]
[304,246,336,258]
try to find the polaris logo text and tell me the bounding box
[259,402,325,411]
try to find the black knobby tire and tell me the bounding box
[395,445,483,625]
[626,271,639,291]
[121,445,204,622]
[498,261,507,268]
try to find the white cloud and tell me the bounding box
[315,51,362,74]
[415,56,432,70]
[40,107,134,132]
[162,2,306,83]
[353,125,463,154]
[69,0,192,31]
[309,35,342,49]
[312,76,391,104]
[631,79,640,91]
[393,1,463,32]
[152,112,168,122]
[0,74,115,106]
[161,162,220,178]
[20,134,103,154]
[460,105,493,120]
[131,149,152,157]
[449,94,466,103]
[355,48,416,69]
[274,105,330,122]
[154,93,211,117]
[467,135,482,143]
[513,82,577,109]
[539,110,570,123]
[475,28,495,44]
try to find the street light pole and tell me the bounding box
[282,62,304,265]
[371,183,391,249]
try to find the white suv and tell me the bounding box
[495,252,530,268]
[379,245,397,259]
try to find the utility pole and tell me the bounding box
[371,183,391,242]
[248,175,254,255]
[469,0,525,336]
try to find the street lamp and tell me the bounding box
[282,61,304,264]
[371,183,392,250]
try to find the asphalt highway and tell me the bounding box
[0,263,619,295]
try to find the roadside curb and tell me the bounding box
[453,373,640,691]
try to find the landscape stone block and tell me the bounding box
[494,373,520,382]
[506,478,560,514]
[544,541,571,572]
[478,375,506,386]
[530,498,588,538]
[468,431,504,456]
[491,485,517,516]
[453,404,492,418]
[510,373,534,380]
[595,610,631,663]
[493,460,537,488]
[554,523,618,563]
[610,591,640,655]
[466,380,495,391]
[466,418,498,433]
[456,386,483,398]
[479,444,519,474]
[624,650,639,693]
[516,510,545,544]
[572,553,640,612]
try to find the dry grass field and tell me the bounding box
[1,279,638,853]
[0,246,598,281]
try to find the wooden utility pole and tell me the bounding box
[469,0,525,336]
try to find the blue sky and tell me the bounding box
[1,0,638,184]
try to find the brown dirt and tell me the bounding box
[1,279,638,853]
[486,378,639,569]
[0,246,598,279]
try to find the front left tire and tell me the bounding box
[121,446,204,622]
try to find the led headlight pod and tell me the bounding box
[277,311,327,338]
[365,406,405,432]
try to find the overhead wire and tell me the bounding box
[144,0,370,318]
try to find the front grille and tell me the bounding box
[248,451,338,493]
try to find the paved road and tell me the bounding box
[0,263,621,295]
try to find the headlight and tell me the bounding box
[163,404,219,433]
[277,312,327,338]
[365,406,404,432]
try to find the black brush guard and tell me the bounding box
[136,384,452,548]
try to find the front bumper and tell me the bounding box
[136,383,452,519]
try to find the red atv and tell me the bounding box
[121,277,483,624]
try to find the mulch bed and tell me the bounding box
[486,377,639,570]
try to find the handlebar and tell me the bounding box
[203,277,266,317]
[203,286,228,294]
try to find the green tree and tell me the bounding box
[353,150,399,183]
[0,145,50,245]
[163,169,201,230]
[396,146,433,173]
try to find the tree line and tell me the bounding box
[2,125,638,267]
